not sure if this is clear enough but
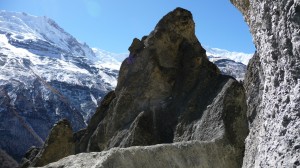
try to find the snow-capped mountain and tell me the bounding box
[92,48,127,65]
[204,46,252,80]
[205,46,253,65]
[92,47,251,80]
[208,56,247,80]
[0,10,121,161]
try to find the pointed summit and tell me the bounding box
[154,7,196,42]
[39,8,248,168]
[74,8,247,168]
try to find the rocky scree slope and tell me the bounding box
[0,11,119,161]
[40,7,249,168]
[231,0,300,167]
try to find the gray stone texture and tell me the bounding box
[231,0,300,167]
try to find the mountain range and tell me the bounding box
[0,10,252,161]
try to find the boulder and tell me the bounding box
[21,119,75,167]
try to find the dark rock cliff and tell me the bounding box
[231,0,300,167]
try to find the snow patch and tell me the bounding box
[90,94,98,106]
[205,46,253,65]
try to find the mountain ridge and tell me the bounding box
[0,10,116,161]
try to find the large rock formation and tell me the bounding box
[48,7,249,168]
[231,0,300,167]
[30,7,248,168]
[43,140,243,168]
[76,7,247,153]
[43,78,248,168]
[21,119,75,167]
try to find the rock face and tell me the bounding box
[231,0,300,167]
[75,91,116,153]
[44,140,243,168]
[20,119,75,167]
[69,7,248,168]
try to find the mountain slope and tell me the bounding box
[0,11,117,161]
[208,56,247,80]
[205,47,252,65]
[0,149,18,168]
[206,47,252,80]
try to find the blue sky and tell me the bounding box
[0,0,255,53]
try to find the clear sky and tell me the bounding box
[0,0,255,53]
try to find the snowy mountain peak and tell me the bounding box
[0,10,97,61]
[0,11,120,160]
[204,46,253,65]
[92,48,127,70]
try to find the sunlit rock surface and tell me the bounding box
[231,0,300,167]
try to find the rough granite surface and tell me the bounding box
[231,0,300,167]
[41,140,242,168]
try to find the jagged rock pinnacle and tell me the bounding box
[34,7,248,168]
[154,8,197,42]
[72,7,247,168]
